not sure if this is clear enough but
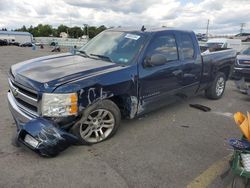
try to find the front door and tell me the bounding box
[138,31,183,114]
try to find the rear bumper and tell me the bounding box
[7,91,36,128]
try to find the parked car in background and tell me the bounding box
[196,33,207,41]
[0,39,8,46]
[232,46,250,80]
[234,33,250,42]
[199,43,209,53]
[206,38,242,53]
[9,40,20,46]
[19,42,33,47]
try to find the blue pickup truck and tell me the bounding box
[8,28,237,156]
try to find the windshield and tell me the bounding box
[241,47,250,55]
[206,42,224,49]
[79,31,146,65]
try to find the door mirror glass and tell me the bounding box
[144,54,166,67]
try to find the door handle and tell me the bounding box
[173,70,183,76]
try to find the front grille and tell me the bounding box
[15,98,38,112]
[8,78,38,117]
[239,60,250,67]
[11,81,37,99]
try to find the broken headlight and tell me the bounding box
[41,93,78,117]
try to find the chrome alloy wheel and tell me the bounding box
[80,109,115,143]
[215,77,225,96]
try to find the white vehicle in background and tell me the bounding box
[206,38,242,53]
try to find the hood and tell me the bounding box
[237,54,250,61]
[11,53,123,91]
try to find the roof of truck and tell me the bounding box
[108,27,194,34]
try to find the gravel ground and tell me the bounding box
[0,46,249,188]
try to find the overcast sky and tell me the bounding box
[0,0,249,34]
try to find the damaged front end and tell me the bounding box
[17,118,78,157]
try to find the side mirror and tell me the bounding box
[144,54,166,67]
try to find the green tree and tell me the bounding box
[14,24,107,38]
[88,26,97,38]
[68,26,83,38]
[37,24,53,37]
[52,28,58,37]
[57,24,69,36]
[15,25,27,32]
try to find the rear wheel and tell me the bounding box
[72,100,121,145]
[205,72,226,99]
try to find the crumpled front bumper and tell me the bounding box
[17,118,78,157]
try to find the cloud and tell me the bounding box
[200,0,223,11]
[0,0,249,35]
[63,0,157,14]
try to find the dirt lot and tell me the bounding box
[0,46,249,188]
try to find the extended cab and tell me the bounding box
[8,28,237,147]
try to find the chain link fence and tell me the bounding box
[34,37,89,47]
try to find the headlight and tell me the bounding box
[42,93,78,117]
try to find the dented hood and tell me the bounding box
[11,53,122,91]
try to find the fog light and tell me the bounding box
[24,134,39,148]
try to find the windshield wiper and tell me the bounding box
[90,53,113,63]
[78,50,89,57]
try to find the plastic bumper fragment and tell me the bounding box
[17,117,78,157]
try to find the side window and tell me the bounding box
[180,34,195,60]
[147,34,178,62]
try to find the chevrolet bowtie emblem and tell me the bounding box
[12,88,18,96]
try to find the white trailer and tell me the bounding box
[0,31,33,43]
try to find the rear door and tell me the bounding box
[176,32,202,96]
[138,31,183,113]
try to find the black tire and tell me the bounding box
[71,99,121,145]
[205,72,226,100]
[11,132,20,147]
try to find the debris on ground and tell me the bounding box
[189,104,211,112]
[180,125,190,128]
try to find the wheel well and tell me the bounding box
[219,66,230,80]
[108,95,130,118]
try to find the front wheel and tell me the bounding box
[205,72,226,99]
[71,100,121,145]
